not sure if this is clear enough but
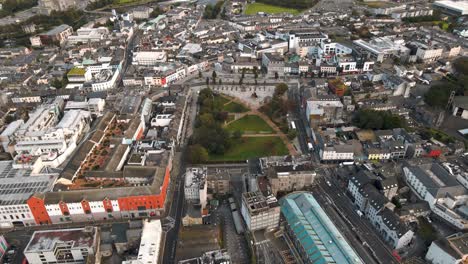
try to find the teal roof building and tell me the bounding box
[280,192,363,264]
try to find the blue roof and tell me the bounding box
[280,192,363,264]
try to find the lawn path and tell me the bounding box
[222,96,297,155]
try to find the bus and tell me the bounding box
[290,121,296,130]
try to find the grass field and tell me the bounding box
[244,2,301,15]
[226,115,274,133]
[214,95,230,106]
[209,137,288,161]
[222,101,249,113]
[360,1,394,8]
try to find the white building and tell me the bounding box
[411,41,444,62]
[150,114,173,127]
[132,51,167,66]
[184,167,208,210]
[241,192,280,231]
[67,27,109,45]
[127,220,162,264]
[426,232,468,264]
[451,96,468,120]
[306,96,343,127]
[320,144,355,162]
[30,36,43,47]
[0,119,24,151]
[403,163,468,230]
[24,227,98,264]
[14,103,91,168]
[288,30,328,52]
[0,161,57,229]
[132,6,154,19]
[434,0,468,16]
[348,169,412,249]
[65,99,106,116]
[353,37,409,62]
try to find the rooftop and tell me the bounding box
[0,161,57,205]
[25,227,97,253]
[280,192,363,264]
[43,24,71,36]
[242,191,279,214]
[67,67,87,76]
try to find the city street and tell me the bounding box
[313,172,399,264]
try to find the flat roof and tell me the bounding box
[44,24,71,36]
[0,161,57,205]
[25,227,96,253]
[434,1,468,15]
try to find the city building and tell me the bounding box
[0,160,58,229]
[13,102,91,168]
[266,165,316,195]
[347,170,412,249]
[240,192,280,231]
[353,37,409,62]
[320,144,355,162]
[132,51,168,65]
[38,0,84,15]
[24,227,99,264]
[280,192,363,264]
[184,167,208,210]
[305,95,344,127]
[67,27,110,45]
[207,168,230,195]
[434,0,468,16]
[403,162,468,230]
[123,220,162,264]
[132,6,154,19]
[178,249,231,264]
[452,96,468,120]
[425,232,468,264]
[35,24,73,45]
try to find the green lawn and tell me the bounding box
[209,137,288,161]
[360,1,394,8]
[244,2,301,15]
[215,95,230,106]
[226,115,274,133]
[223,101,249,113]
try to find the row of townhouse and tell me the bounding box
[347,170,413,249]
[123,60,209,87]
[317,128,436,163]
[0,160,172,228]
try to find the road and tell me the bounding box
[313,171,399,264]
[161,83,199,263]
[161,157,186,264]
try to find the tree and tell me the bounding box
[206,77,210,86]
[188,144,209,164]
[232,130,243,140]
[198,71,202,79]
[212,70,217,80]
[253,66,258,79]
[352,109,405,130]
[150,6,164,18]
[274,72,279,79]
[287,130,297,140]
[424,83,456,108]
[239,78,243,85]
[453,57,468,76]
[241,68,246,79]
[274,83,288,97]
[218,79,222,85]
